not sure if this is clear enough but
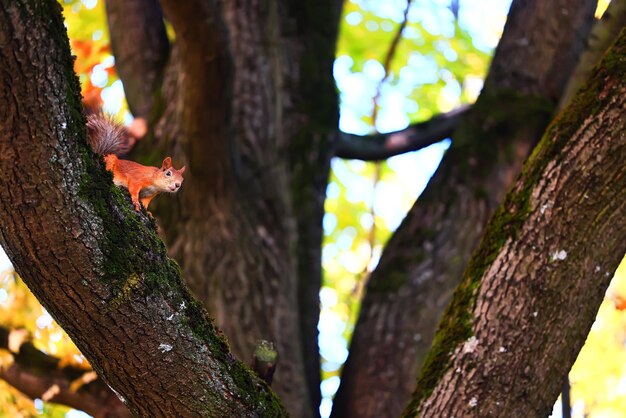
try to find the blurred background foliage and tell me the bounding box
[0,0,621,417]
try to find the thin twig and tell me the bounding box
[371,0,413,125]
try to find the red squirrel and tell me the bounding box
[86,113,185,214]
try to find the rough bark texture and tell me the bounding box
[331,1,597,417]
[137,1,342,415]
[559,0,626,109]
[404,29,626,417]
[0,327,129,418]
[0,1,285,416]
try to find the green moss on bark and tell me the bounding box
[402,105,558,416]
[541,28,626,163]
[10,0,288,415]
[366,93,551,296]
[402,138,543,416]
[77,152,286,414]
[182,299,287,416]
[77,144,287,416]
[402,28,626,418]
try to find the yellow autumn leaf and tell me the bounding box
[0,348,14,371]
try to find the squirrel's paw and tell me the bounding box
[133,201,142,212]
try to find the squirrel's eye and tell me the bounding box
[166,171,172,177]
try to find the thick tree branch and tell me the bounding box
[332,1,597,417]
[0,1,285,416]
[483,0,595,100]
[558,0,626,110]
[335,105,470,161]
[0,326,129,417]
[404,31,626,416]
[1,366,127,418]
[104,0,169,120]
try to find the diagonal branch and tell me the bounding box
[0,1,285,416]
[104,0,170,119]
[380,0,411,74]
[558,0,626,110]
[332,1,597,417]
[0,326,130,417]
[335,105,470,161]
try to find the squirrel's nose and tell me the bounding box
[175,182,181,188]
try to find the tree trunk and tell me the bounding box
[403,28,626,417]
[104,0,169,120]
[0,1,285,416]
[104,1,342,415]
[332,1,596,417]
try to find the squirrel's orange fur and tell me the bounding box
[86,113,186,214]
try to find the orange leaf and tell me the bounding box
[613,295,626,311]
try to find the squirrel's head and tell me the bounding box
[156,157,186,193]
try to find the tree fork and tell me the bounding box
[332,1,597,417]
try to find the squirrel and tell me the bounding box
[86,112,186,214]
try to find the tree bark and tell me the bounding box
[101,0,343,413]
[403,29,626,417]
[0,1,285,416]
[559,0,626,109]
[332,1,597,417]
[121,1,342,415]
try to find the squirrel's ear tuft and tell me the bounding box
[161,157,172,170]
[179,166,186,174]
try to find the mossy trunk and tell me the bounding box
[403,28,626,418]
[0,1,286,416]
[331,1,597,417]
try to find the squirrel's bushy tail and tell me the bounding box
[86,113,133,156]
